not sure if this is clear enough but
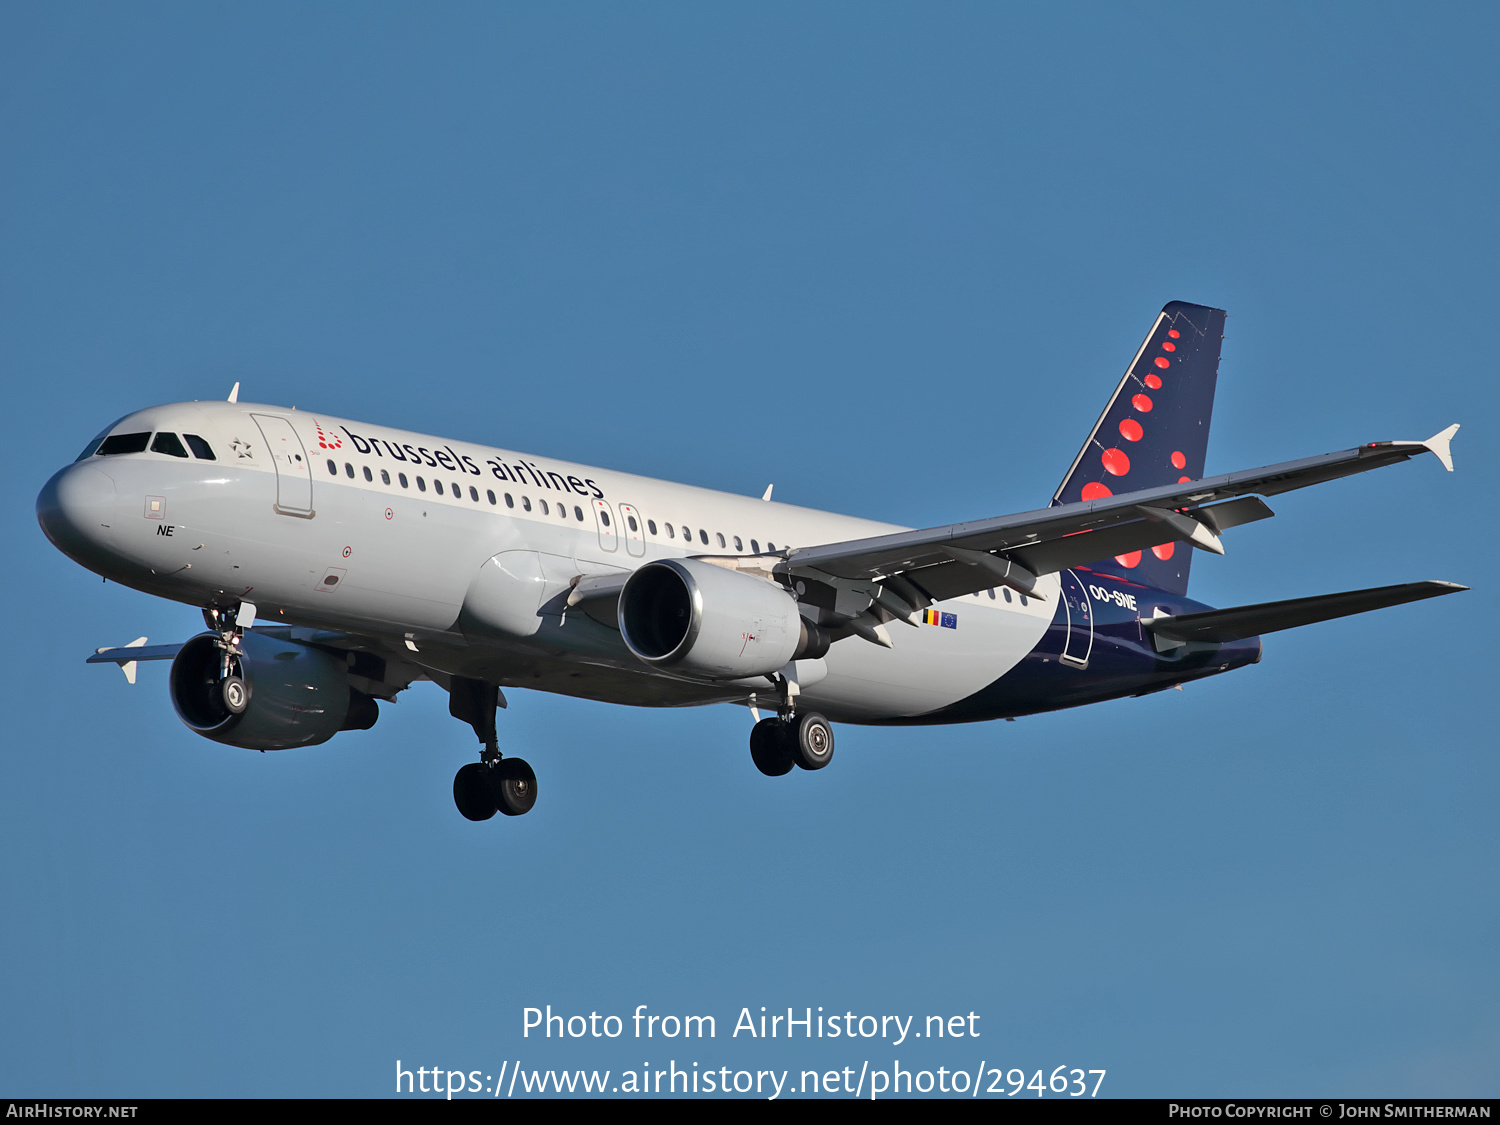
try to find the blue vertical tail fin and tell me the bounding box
[1051,300,1226,595]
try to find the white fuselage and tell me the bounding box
[47,400,1060,722]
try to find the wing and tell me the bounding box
[781,426,1459,609]
[87,626,427,699]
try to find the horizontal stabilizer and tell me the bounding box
[1144,581,1468,644]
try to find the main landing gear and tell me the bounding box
[448,677,536,821]
[453,758,537,820]
[750,711,835,776]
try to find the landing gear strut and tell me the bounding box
[203,601,254,713]
[750,711,835,776]
[449,677,537,820]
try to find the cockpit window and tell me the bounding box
[150,432,189,458]
[97,432,151,456]
[76,416,129,461]
[183,434,216,460]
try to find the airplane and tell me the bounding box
[36,301,1465,822]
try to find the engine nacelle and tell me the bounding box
[169,630,372,750]
[619,558,825,680]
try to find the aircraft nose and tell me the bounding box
[37,463,118,563]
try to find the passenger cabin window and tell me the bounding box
[487,490,496,505]
[574,506,584,521]
[716,532,726,548]
[327,460,338,475]
[399,473,409,488]
[733,536,742,551]
[647,520,657,535]
[97,433,151,456]
[417,477,427,492]
[363,466,373,482]
[183,434,216,460]
[381,470,391,485]
[539,499,548,515]
[150,432,189,458]
[750,539,760,553]
[665,524,674,538]
[345,463,354,478]
[505,493,514,508]
[522,497,531,512]
[699,529,709,546]
[470,486,479,502]
[600,510,610,527]
[434,480,444,495]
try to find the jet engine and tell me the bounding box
[169,630,377,750]
[618,558,828,680]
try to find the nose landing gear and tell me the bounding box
[201,601,256,713]
[449,676,537,821]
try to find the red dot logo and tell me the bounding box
[1132,394,1154,413]
[1154,357,1170,369]
[1151,542,1175,560]
[1101,448,1131,476]
[1168,329,1180,338]
[1145,374,1162,389]
[1178,475,1192,483]
[1081,481,1113,501]
[1171,451,1186,469]
[1114,551,1142,568]
[1161,342,1176,352]
[1119,419,1144,442]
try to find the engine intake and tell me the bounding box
[170,630,374,750]
[619,558,827,679]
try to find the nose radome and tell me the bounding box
[37,463,118,561]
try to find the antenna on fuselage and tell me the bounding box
[227,382,240,403]
[762,484,773,501]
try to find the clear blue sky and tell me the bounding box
[3,2,1495,1098]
